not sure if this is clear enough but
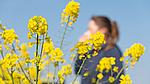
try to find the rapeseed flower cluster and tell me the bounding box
[28,66,36,80]
[96,43,145,83]
[71,32,105,59]
[96,57,116,83]
[0,53,18,69]
[120,74,132,84]
[20,44,30,62]
[58,64,72,83]
[123,43,145,66]
[73,42,91,55]
[61,0,80,26]
[0,70,30,84]
[12,71,31,84]
[28,16,48,35]
[1,29,18,44]
[49,48,65,63]
[43,39,54,55]
[89,32,106,50]
[96,57,116,73]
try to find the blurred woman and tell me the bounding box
[74,16,124,84]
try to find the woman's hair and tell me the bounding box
[91,16,119,50]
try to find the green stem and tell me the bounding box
[111,68,113,76]
[0,47,14,83]
[115,64,126,80]
[35,35,45,84]
[35,34,39,84]
[40,35,45,58]
[115,57,131,80]
[10,68,14,84]
[96,79,99,84]
[0,66,5,80]
[47,64,50,84]
[60,19,69,49]
[55,17,70,83]
[0,49,5,80]
[0,50,4,59]
[72,57,86,84]
[12,44,33,83]
[47,77,50,84]
[18,61,33,83]
[52,66,57,84]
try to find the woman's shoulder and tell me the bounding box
[104,45,122,57]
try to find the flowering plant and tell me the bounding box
[0,0,145,84]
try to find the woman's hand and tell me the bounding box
[79,31,91,42]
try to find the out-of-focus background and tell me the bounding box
[0,0,149,84]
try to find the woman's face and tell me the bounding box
[88,20,108,34]
[88,20,99,34]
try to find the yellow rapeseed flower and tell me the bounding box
[97,73,103,80]
[49,48,65,63]
[71,32,105,59]
[89,32,106,50]
[113,66,119,73]
[0,44,2,51]
[47,72,54,79]
[27,32,32,39]
[108,76,115,83]
[1,29,18,44]
[83,71,89,77]
[27,42,35,48]
[124,43,145,66]
[96,57,116,72]
[0,77,5,84]
[43,39,54,55]
[58,64,72,84]
[1,53,18,68]
[61,0,80,26]
[61,64,72,75]
[13,71,23,83]
[28,66,36,80]
[28,16,48,35]
[124,43,145,58]
[75,42,90,55]
[120,74,132,84]
[20,44,29,59]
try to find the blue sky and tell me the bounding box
[0,0,150,84]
